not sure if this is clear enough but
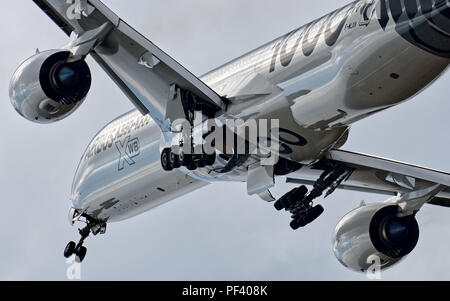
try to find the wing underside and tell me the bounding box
[287,149,450,207]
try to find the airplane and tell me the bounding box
[8,0,450,273]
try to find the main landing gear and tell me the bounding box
[275,163,353,230]
[64,216,106,263]
[161,146,216,171]
[161,84,222,172]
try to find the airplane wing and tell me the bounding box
[287,149,450,207]
[33,0,227,131]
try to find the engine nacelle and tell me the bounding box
[9,50,91,123]
[333,203,419,273]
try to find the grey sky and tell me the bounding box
[0,0,449,280]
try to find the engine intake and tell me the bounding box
[333,203,419,272]
[369,205,419,259]
[9,50,91,123]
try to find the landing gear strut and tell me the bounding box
[275,163,353,230]
[161,85,221,172]
[64,215,106,263]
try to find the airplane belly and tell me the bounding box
[346,46,449,111]
[290,29,449,129]
[70,110,207,222]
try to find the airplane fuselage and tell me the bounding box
[71,0,450,222]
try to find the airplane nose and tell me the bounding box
[400,0,450,58]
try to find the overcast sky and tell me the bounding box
[0,0,449,281]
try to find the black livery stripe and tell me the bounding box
[384,0,450,58]
[429,4,450,33]
[378,0,390,29]
[269,3,354,72]
[389,0,404,22]
[405,0,418,18]
[420,0,433,14]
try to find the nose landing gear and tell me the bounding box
[64,216,106,263]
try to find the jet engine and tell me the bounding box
[333,203,419,272]
[9,50,91,123]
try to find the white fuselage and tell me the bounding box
[70,0,450,222]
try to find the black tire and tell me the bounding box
[204,152,216,166]
[286,186,309,207]
[280,187,299,208]
[64,241,76,258]
[279,194,292,209]
[274,200,284,211]
[179,150,192,167]
[187,161,197,171]
[298,205,325,227]
[169,148,181,169]
[290,219,301,230]
[161,148,173,171]
[290,218,308,230]
[277,190,292,209]
[197,158,206,168]
[75,246,87,263]
[292,185,308,199]
[308,205,324,222]
[290,220,299,230]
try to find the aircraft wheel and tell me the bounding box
[308,205,324,223]
[204,152,216,166]
[64,241,76,258]
[179,150,192,167]
[161,148,173,171]
[280,188,298,208]
[293,185,308,199]
[197,158,206,168]
[75,246,87,263]
[274,200,284,211]
[290,217,310,230]
[275,192,294,211]
[187,161,197,171]
[290,219,303,230]
[290,205,324,230]
[169,148,181,169]
[281,193,296,208]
